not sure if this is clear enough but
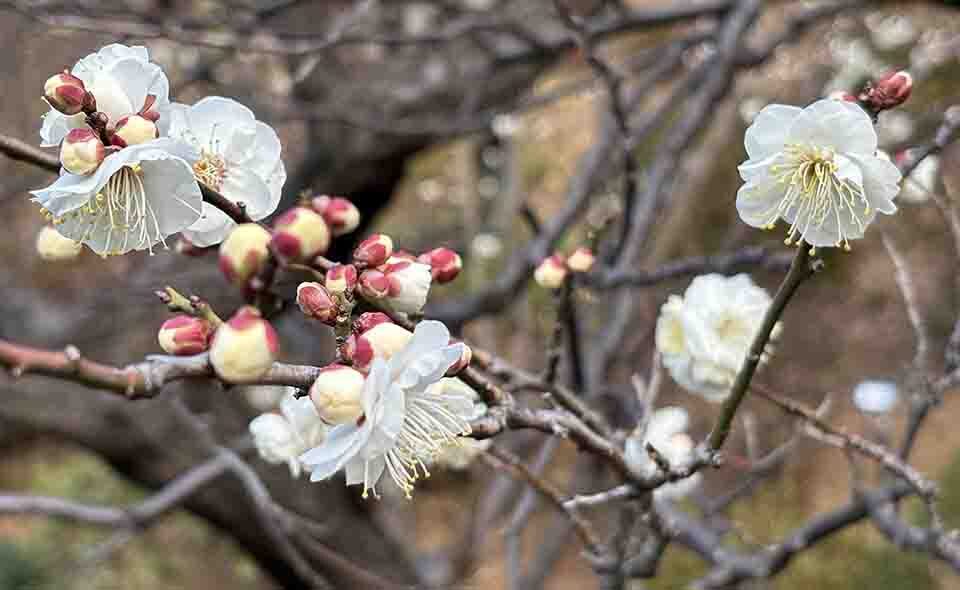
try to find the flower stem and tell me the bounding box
[705,245,820,454]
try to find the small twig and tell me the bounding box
[156,286,224,326]
[564,484,638,510]
[881,233,929,371]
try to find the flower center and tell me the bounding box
[192,149,227,191]
[766,144,870,250]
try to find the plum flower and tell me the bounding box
[737,99,902,249]
[656,274,775,402]
[300,321,473,498]
[40,44,170,147]
[167,97,285,246]
[250,393,327,477]
[625,407,701,501]
[426,378,491,470]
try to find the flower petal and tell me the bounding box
[182,203,236,247]
[787,99,877,155]
[735,178,782,228]
[846,152,902,214]
[744,104,802,160]
[39,110,85,147]
[221,165,274,220]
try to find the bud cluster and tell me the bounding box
[534,246,595,289]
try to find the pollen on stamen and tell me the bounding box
[192,150,227,191]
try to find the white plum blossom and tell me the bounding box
[40,44,171,147]
[737,99,902,249]
[625,407,701,501]
[852,380,898,415]
[31,139,202,256]
[300,321,474,498]
[167,97,285,246]
[656,274,775,402]
[250,393,327,477]
[427,378,491,470]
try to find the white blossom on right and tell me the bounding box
[655,274,775,402]
[736,99,902,249]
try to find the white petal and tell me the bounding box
[31,147,139,215]
[182,203,236,247]
[736,178,782,228]
[388,320,451,377]
[846,152,902,214]
[787,99,877,155]
[39,110,85,147]
[184,96,257,151]
[744,104,802,160]
[221,165,274,220]
[139,153,204,237]
[102,58,170,120]
[72,44,151,81]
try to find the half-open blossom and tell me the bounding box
[167,97,285,247]
[35,226,82,261]
[309,364,366,425]
[625,407,701,501]
[377,260,432,315]
[271,207,331,262]
[312,195,360,237]
[250,393,326,477]
[300,321,473,498]
[219,223,272,286]
[157,315,213,356]
[40,44,171,147]
[737,99,902,249]
[209,306,278,382]
[656,274,775,402]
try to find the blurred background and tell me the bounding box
[0,1,959,589]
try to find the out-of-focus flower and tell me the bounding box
[625,406,701,501]
[300,321,472,498]
[209,306,278,382]
[353,233,393,268]
[376,260,433,315]
[296,282,339,325]
[534,255,567,289]
[899,152,939,203]
[218,223,272,286]
[309,364,367,425]
[877,110,915,146]
[737,99,901,249]
[157,315,213,356]
[417,248,462,284]
[867,15,917,51]
[35,226,82,261]
[470,232,503,259]
[428,378,490,470]
[311,195,360,237]
[271,207,331,262]
[852,379,898,415]
[242,385,294,412]
[567,247,595,273]
[167,97,285,246]
[250,393,326,477]
[656,274,775,402]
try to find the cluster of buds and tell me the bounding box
[219,223,273,287]
[157,315,214,356]
[209,306,278,382]
[271,207,331,262]
[311,195,361,237]
[534,247,594,289]
[858,70,913,113]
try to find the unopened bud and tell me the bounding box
[358,269,392,299]
[378,260,432,314]
[390,250,417,262]
[209,306,279,382]
[353,233,393,268]
[60,128,105,175]
[312,195,361,237]
[446,343,472,376]
[347,322,413,372]
[296,282,338,325]
[111,115,158,148]
[219,224,272,286]
[325,263,358,294]
[158,315,213,356]
[864,70,913,112]
[353,312,393,335]
[309,364,366,424]
[567,247,595,273]
[35,226,82,261]
[534,255,567,289]
[43,70,87,115]
[271,207,331,262]
[417,247,462,283]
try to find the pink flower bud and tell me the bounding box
[378,260,432,314]
[309,364,366,424]
[325,263,357,294]
[158,315,213,356]
[390,250,417,262]
[296,282,338,325]
[348,322,414,372]
[60,128,105,175]
[209,306,279,382]
[446,343,472,376]
[219,224,272,286]
[534,255,567,289]
[271,207,331,262]
[111,115,159,148]
[43,70,87,115]
[353,312,393,335]
[358,269,392,299]
[311,195,361,237]
[417,247,462,283]
[566,247,595,273]
[353,233,393,268]
[863,70,913,112]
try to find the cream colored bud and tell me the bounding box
[271,207,331,261]
[309,364,366,424]
[209,306,279,382]
[219,224,272,285]
[35,226,82,261]
[534,255,567,289]
[567,247,595,273]
[111,115,158,147]
[60,128,105,175]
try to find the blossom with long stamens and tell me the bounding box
[299,321,474,499]
[737,99,902,249]
[167,97,285,246]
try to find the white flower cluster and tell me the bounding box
[32,44,284,256]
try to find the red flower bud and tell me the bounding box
[219,224,272,286]
[209,306,279,382]
[358,269,393,299]
[158,315,213,356]
[353,312,393,335]
[60,128,105,175]
[271,207,331,262]
[43,70,87,116]
[296,281,338,325]
[325,263,358,294]
[353,233,393,268]
[311,195,361,237]
[417,247,462,283]
[111,115,159,148]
